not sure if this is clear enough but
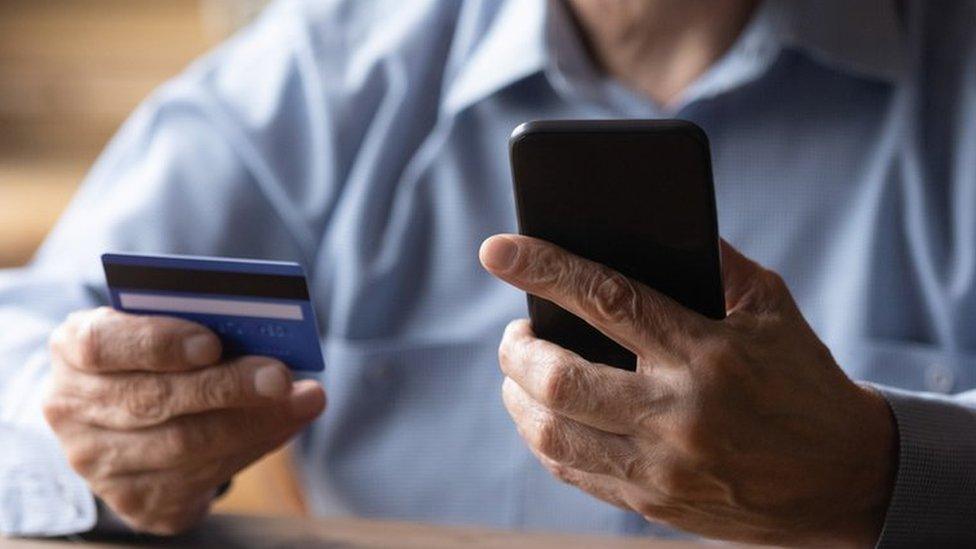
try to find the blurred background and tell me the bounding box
[0,0,303,518]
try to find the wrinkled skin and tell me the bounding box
[43,308,326,534]
[480,235,896,548]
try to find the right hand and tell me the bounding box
[42,307,326,535]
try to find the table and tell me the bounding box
[6,513,726,548]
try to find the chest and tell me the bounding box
[311,68,976,393]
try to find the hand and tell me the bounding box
[43,307,326,535]
[480,235,896,547]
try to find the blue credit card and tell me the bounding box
[101,253,325,372]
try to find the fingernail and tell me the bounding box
[183,333,218,365]
[290,383,326,419]
[480,236,518,272]
[254,364,289,398]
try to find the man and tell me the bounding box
[1,0,974,545]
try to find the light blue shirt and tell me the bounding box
[2,0,975,545]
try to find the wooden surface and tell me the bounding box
[5,514,722,549]
[0,0,215,266]
[0,0,263,265]
[0,0,215,155]
[217,445,308,516]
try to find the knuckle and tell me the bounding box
[590,271,641,324]
[530,246,565,287]
[41,392,73,429]
[497,338,515,373]
[86,477,115,502]
[696,337,753,386]
[541,357,584,411]
[628,373,663,406]
[501,376,520,412]
[65,445,99,477]
[194,367,239,409]
[74,316,102,370]
[535,416,570,461]
[119,376,171,424]
[544,460,577,486]
[48,324,69,359]
[108,489,146,518]
[710,335,743,359]
[498,320,534,375]
[133,325,175,365]
[502,319,526,341]
[694,334,736,366]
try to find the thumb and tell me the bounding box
[719,239,769,312]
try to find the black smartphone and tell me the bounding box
[508,119,725,371]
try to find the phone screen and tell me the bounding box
[509,120,724,370]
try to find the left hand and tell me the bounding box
[479,234,896,548]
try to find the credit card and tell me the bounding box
[101,253,325,372]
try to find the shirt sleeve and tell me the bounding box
[0,283,99,536]
[873,385,976,547]
[0,3,338,535]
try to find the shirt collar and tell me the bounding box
[769,0,909,84]
[440,0,547,116]
[544,0,910,115]
[440,0,908,116]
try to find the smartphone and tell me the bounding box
[508,119,725,371]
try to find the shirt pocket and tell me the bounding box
[831,337,976,394]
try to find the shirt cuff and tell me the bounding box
[873,385,976,548]
[0,423,96,537]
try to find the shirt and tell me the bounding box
[2,0,975,545]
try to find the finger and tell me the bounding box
[480,234,704,359]
[499,319,664,435]
[719,239,764,312]
[66,380,325,476]
[97,477,214,536]
[503,377,645,482]
[95,426,299,532]
[51,307,221,373]
[719,239,795,316]
[531,446,632,511]
[56,356,294,429]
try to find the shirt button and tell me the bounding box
[925,363,955,393]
